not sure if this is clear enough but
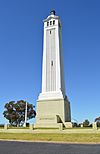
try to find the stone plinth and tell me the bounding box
[64,122,72,128]
[4,124,8,130]
[29,124,34,130]
[35,97,71,128]
[92,122,97,130]
[81,124,83,128]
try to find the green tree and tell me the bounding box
[72,122,78,127]
[95,116,100,122]
[83,119,90,127]
[95,116,100,127]
[3,100,36,126]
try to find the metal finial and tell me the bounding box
[50,10,56,15]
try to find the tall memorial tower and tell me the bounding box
[36,11,72,128]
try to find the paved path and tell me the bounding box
[0,141,100,154]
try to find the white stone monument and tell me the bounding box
[35,11,72,128]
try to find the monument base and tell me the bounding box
[35,96,72,128]
[34,123,63,129]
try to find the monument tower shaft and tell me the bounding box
[36,11,72,128]
[39,10,65,100]
[42,12,65,94]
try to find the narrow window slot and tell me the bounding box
[50,21,52,25]
[47,22,49,26]
[51,61,53,66]
[53,20,55,25]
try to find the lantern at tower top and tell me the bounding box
[50,10,56,15]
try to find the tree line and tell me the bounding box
[3,100,100,127]
[73,118,100,127]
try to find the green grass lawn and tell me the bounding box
[0,127,4,129]
[0,133,100,143]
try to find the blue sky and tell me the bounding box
[0,0,100,124]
